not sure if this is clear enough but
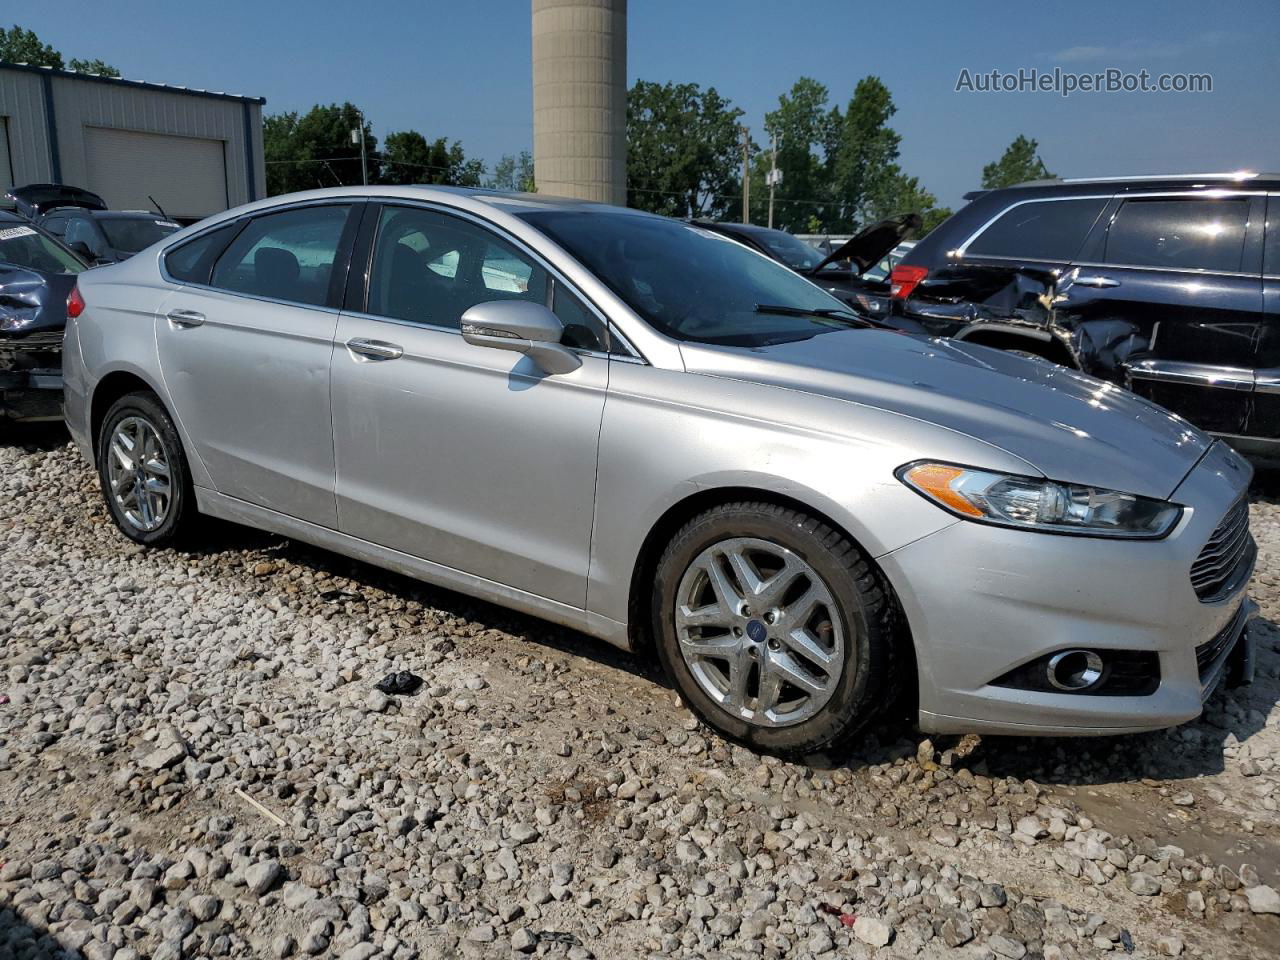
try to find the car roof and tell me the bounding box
[179,185,668,236]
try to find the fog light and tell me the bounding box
[1046,650,1104,691]
[991,649,1159,696]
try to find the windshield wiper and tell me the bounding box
[753,303,887,329]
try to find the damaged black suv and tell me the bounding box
[0,211,87,421]
[890,173,1280,462]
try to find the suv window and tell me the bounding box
[367,206,548,330]
[42,215,68,238]
[211,204,352,306]
[966,197,1107,261]
[165,221,243,284]
[1104,198,1249,273]
[99,217,181,255]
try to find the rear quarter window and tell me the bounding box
[164,221,243,284]
[965,197,1108,261]
[1105,197,1249,273]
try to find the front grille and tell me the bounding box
[1190,498,1253,602]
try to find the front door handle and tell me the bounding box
[1072,275,1120,288]
[346,337,403,361]
[166,309,205,327]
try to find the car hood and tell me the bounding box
[679,331,1209,501]
[807,213,921,276]
[0,264,77,337]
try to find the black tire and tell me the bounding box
[652,501,899,757]
[96,391,196,546]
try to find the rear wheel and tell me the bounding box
[652,502,898,756]
[96,391,195,546]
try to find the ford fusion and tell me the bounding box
[62,187,1256,756]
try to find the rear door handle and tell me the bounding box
[346,337,403,361]
[166,309,205,327]
[1072,275,1120,288]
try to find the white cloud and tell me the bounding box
[1050,40,1186,63]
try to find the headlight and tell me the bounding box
[897,462,1182,539]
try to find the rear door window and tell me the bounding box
[1104,198,1249,273]
[210,204,352,307]
[966,198,1108,261]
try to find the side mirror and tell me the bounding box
[460,300,582,376]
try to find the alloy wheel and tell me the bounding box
[106,416,173,533]
[674,536,845,727]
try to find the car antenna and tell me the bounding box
[148,195,171,219]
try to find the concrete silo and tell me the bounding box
[531,0,627,204]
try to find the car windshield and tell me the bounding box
[520,210,859,346]
[752,229,824,271]
[99,217,181,254]
[0,223,85,274]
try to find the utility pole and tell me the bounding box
[739,124,750,224]
[767,130,781,229]
[352,109,369,186]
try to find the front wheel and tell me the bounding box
[652,502,898,757]
[96,391,196,546]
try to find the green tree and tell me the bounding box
[981,135,1053,189]
[68,57,119,77]
[264,103,375,195]
[626,80,744,218]
[380,131,484,186]
[488,151,535,192]
[0,25,62,68]
[0,25,119,76]
[864,169,951,236]
[759,77,838,231]
[830,77,903,230]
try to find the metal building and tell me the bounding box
[0,63,265,221]
[531,0,627,205]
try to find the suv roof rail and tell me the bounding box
[1007,171,1266,188]
[1061,171,1263,183]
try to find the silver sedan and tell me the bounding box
[62,186,1256,756]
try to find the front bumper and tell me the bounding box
[879,441,1256,736]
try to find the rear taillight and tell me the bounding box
[67,285,85,319]
[890,265,928,300]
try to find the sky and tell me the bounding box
[20,0,1280,210]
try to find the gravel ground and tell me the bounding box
[1,425,1278,960]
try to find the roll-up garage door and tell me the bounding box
[84,127,227,220]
